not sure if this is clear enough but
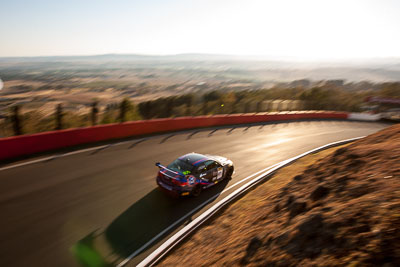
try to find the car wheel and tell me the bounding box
[191,185,202,197]
[225,166,234,180]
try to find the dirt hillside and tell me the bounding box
[159,124,400,267]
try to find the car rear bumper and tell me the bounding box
[156,176,192,197]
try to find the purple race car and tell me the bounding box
[156,152,234,197]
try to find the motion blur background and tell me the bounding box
[0,0,399,136]
[1,2,399,267]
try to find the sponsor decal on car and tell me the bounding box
[217,167,223,179]
[187,175,196,185]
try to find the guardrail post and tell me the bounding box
[91,101,99,126]
[278,100,284,111]
[11,105,22,135]
[256,101,262,113]
[244,101,251,113]
[186,96,192,116]
[165,98,173,118]
[202,101,208,115]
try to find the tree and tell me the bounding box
[11,105,22,135]
[118,98,142,122]
[202,99,208,115]
[55,104,64,130]
[165,97,174,118]
[379,82,400,97]
[185,94,193,116]
[138,101,152,119]
[91,101,99,126]
[244,101,251,113]
[204,90,222,102]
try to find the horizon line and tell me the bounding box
[0,53,399,62]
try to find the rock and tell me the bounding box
[298,213,324,234]
[310,185,330,201]
[351,224,371,233]
[240,237,263,264]
[247,237,262,251]
[333,147,348,157]
[293,175,303,181]
[348,158,365,169]
[286,214,328,257]
[347,153,360,159]
[273,203,281,212]
[335,176,349,185]
[286,195,295,206]
[348,184,372,198]
[289,201,307,218]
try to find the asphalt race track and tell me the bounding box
[0,120,391,266]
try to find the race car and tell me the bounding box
[156,152,234,197]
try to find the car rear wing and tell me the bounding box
[155,162,164,168]
[155,162,181,176]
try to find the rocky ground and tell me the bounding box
[158,124,400,267]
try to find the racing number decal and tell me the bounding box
[217,167,223,179]
[188,175,195,185]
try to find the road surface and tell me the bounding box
[0,120,390,266]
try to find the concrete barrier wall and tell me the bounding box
[0,111,348,161]
[348,112,381,121]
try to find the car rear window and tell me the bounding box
[167,159,194,174]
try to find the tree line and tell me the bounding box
[1,82,399,137]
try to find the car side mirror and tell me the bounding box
[155,162,161,168]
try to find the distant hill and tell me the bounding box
[0,53,399,82]
[1,53,399,65]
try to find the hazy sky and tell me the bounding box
[1,0,399,59]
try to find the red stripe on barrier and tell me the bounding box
[0,112,349,161]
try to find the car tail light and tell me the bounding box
[171,178,188,186]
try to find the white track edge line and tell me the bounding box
[0,145,109,171]
[0,140,144,172]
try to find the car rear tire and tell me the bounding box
[191,185,202,197]
[225,166,234,180]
